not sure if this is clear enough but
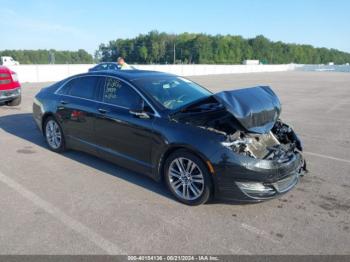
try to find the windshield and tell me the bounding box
[132,76,212,110]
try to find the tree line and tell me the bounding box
[96,31,350,65]
[0,49,93,64]
[2,32,350,65]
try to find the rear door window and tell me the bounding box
[108,64,119,70]
[60,76,100,100]
[96,64,109,71]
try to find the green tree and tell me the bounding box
[94,31,350,65]
[138,46,148,63]
[0,49,93,64]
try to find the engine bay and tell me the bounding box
[221,120,302,161]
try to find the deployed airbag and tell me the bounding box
[214,86,281,134]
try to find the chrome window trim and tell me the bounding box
[56,94,130,110]
[54,74,161,117]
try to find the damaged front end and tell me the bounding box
[171,86,307,201]
[219,122,307,200]
[221,122,303,162]
[216,115,307,196]
[214,86,305,167]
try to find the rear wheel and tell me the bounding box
[44,117,66,153]
[6,96,21,106]
[164,150,212,205]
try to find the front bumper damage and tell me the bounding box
[211,150,307,202]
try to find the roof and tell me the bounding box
[97,62,118,64]
[85,69,175,81]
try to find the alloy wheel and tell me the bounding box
[168,157,205,201]
[45,120,62,149]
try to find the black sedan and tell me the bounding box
[33,70,307,205]
[88,62,120,72]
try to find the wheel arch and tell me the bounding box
[41,112,56,135]
[157,145,215,186]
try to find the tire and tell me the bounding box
[6,95,21,106]
[164,149,212,205]
[44,116,66,153]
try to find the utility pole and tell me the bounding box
[173,41,176,64]
[49,51,55,64]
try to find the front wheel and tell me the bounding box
[164,150,212,205]
[44,117,66,153]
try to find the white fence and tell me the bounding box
[8,64,297,83]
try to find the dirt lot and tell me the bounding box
[0,71,349,254]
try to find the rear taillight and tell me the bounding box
[0,79,11,84]
[0,73,11,85]
[0,73,10,78]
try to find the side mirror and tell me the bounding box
[129,99,150,119]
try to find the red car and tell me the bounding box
[0,66,21,106]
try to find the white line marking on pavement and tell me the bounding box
[240,223,279,244]
[229,247,252,255]
[326,98,350,114]
[304,151,350,164]
[0,170,124,255]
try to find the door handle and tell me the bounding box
[60,100,68,105]
[98,108,108,114]
[129,110,150,119]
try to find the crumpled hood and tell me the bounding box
[213,86,281,134]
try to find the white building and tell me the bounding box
[243,60,260,65]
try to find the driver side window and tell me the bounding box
[103,77,142,109]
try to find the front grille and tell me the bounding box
[272,174,299,193]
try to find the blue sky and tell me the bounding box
[1,0,349,54]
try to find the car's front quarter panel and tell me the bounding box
[151,117,227,180]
